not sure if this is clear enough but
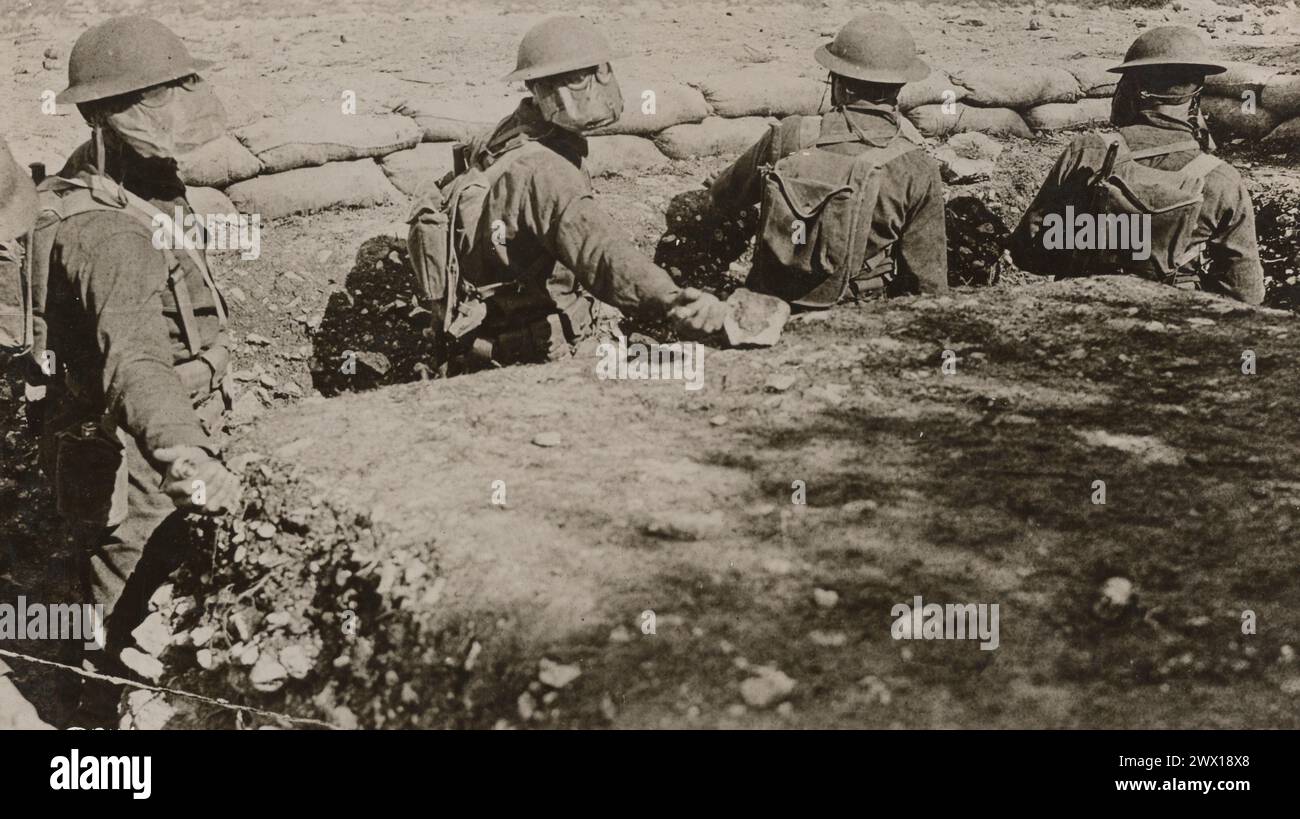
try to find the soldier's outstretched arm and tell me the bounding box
[522,160,680,316]
[1201,180,1264,305]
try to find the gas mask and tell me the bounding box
[530,63,623,134]
[99,75,228,160]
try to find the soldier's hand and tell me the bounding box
[153,446,243,515]
[668,288,730,340]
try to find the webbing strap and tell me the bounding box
[44,174,227,357]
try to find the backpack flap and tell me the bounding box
[756,149,864,308]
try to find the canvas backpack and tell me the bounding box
[407,133,599,368]
[1065,132,1222,282]
[0,170,227,389]
[749,110,922,309]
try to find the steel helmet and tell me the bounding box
[503,16,615,83]
[56,16,213,105]
[0,137,38,241]
[814,14,929,85]
[1108,26,1226,75]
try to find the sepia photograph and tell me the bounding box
[0,0,1297,799]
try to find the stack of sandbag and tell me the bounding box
[393,95,517,143]
[654,116,773,160]
[177,134,262,188]
[234,103,422,174]
[1202,63,1300,147]
[585,135,671,176]
[224,159,402,219]
[898,69,965,112]
[1022,98,1112,132]
[380,142,456,197]
[591,79,711,136]
[1065,59,1119,99]
[696,68,827,118]
[951,65,1082,109]
[906,103,1032,140]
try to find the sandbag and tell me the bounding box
[696,68,827,118]
[176,134,262,188]
[1263,73,1300,119]
[224,159,402,220]
[380,142,456,197]
[1206,62,1281,99]
[1065,58,1119,99]
[186,186,239,220]
[906,103,1032,139]
[585,135,671,176]
[393,95,517,143]
[591,79,712,136]
[1201,95,1282,141]
[898,69,964,111]
[951,65,1082,108]
[654,116,774,160]
[1022,98,1111,132]
[235,105,422,174]
[1262,116,1300,148]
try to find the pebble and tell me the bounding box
[517,691,537,720]
[813,588,840,608]
[709,415,729,426]
[131,612,172,657]
[609,625,633,644]
[278,645,314,679]
[255,522,277,540]
[764,373,797,393]
[739,666,796,708]
[641,510,725,541]
[120,648,164,683]
[539,658,582,689]
[1100,577,1134,608]
[532,432,563,447]
[250,655,288,692]
[809,630,848,647]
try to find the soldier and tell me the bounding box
[34,16,241,724]
[706,14,948,310]
[1010,26,1263,304]
[407,16,730,373]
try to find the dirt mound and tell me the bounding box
[107,276,1300,729]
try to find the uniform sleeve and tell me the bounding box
[1200,174,1264,305]
[62,226,213,458]
[519,159,680,316]
[895,159,949,294]
[707,125,778,211]
[1009,142,1085,276]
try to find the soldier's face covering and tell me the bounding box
[102,75,227,160]
[531,64,623,133]
[1110,70,1211,140]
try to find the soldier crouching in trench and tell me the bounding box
[12,17,243,727]
[407,16,732,376]
[1009,26,1264,304]
[704,14,949,311]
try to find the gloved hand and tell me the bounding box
[667,288,730,341]
[152,446,242,514]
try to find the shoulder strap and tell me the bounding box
[39,173,226,357]
[1177,152,1222,181]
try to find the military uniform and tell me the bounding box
[1009,117,1263,304]
[422,98,681,367]
[40,145,229,659]
[709,102,949,298]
